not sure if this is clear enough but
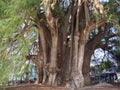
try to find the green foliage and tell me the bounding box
[51,2,65,22]
[99,60,113,71]
[0,0,40,31]
[0,0,39,85]
[0,30,37,85]
[106,0,120,26]
[39,18,46,24]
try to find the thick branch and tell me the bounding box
[96,44,113,50]
[106,33,120,42]
[86,29,106,50]
[88,18,106,33]
[116,0,120,5]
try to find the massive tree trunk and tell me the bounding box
[27,0,106,89]
[83,26,107,85]
[83,46,93,85]
[70,1,91,88]
[47,18,59,85]
[37,25,47,84]
[48,35,58,85]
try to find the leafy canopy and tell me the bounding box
[0,0,40,85]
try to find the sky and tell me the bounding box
[91,48,118,67]
[100,0,109,2]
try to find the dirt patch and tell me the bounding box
[0,83,120,90]
[79,83,120,90]
[0,84,69,90]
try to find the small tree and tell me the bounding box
[99,60,113,71]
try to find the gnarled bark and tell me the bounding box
[83,26,107,85]
[29,0,107,89]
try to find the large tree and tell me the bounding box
[0,0,119,89]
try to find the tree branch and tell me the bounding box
[106,33,120,42]
[84,1,90,26]
[95,33,120,51]
[88,18,106,33]
[115,0,120,5]
[96,44,113,50]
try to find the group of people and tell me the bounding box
[90,72,118,83]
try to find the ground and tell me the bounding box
[79,83,120,90]
[1,82,120,90]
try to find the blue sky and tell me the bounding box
[100,0,109,2]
